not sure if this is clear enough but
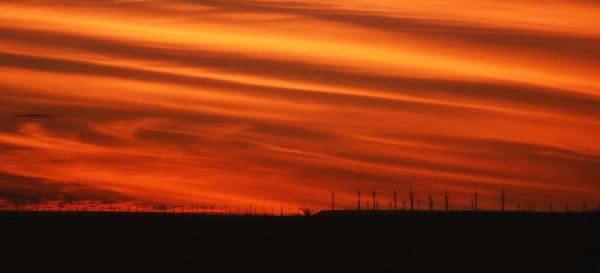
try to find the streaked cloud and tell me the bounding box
[0,0,598,210]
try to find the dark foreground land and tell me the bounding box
[1,211,599,271]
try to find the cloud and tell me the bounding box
[14,114,54,118]
[0,0,598,210]
[0,172,133,205]
[196,0,600,61]
[2,26,599,119]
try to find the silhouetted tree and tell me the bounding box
[300,208,312,216]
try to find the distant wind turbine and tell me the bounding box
[357,191,361,211]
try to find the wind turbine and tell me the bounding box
[357,191,361,211]
[444,189,449,211]
[393,188,397,210]
[409,186,414,211]
[428,194,433,211]
[501,187,505,212]
[331,192,335,211]
[372,190,377,211]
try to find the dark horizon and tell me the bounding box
[2,210,598,271]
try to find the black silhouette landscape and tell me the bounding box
[2,210,598,271]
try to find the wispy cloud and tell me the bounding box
[0,0,598,210]
[0,172,133,205]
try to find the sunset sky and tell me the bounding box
[1,0,599,212]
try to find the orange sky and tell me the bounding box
[1,0,599,212]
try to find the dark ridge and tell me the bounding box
[313,209,600,216]
[0,211,598,271]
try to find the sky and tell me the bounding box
[1,0,599,212]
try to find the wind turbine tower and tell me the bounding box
[372,190,377,211]
[331,192,335,211]
[501,187,505,212]
[393,188,397,210]
[409,186,414,211]
[444,190,449,211]
[428,194,433,211]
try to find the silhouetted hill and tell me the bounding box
[1,211,598,272]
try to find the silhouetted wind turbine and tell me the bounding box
[372,190,377,211]
[393,188,397,210]
[331,192,335,211]
[501,187,505,212]
[409,186,414,211]
[444,189,449,211]
[428,194,433,211]
[357,191,361,211]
